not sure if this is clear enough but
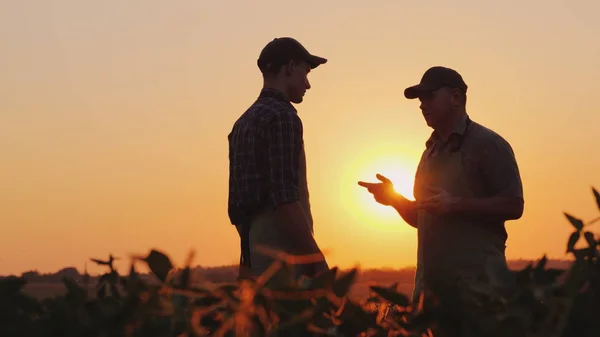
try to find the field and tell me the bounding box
[19,266,418,302]
[2,248,598,337]
[2,188,599,336]
[23,282,71,300]
[18,259,570,301]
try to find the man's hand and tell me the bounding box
[417,187,460,214]
[358,174,399,206]
[358,173,419,228]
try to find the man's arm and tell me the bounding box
[454,135,524,220]
[452,197,523,220]
[392,155,428,228]
[397,155,428,229]
[358,173,420,229]
[264,112,321,253]
[392,195,419,228]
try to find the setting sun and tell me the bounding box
[340,143,421,231]
[357,159,415,218]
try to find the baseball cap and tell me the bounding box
[404,66,468,99]
[257,37,327,73]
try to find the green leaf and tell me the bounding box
[83,264,90,287]
[514,264,534,285]
[145,249,174,283]
[122,263,143,292]
[98,270,119,286]
[535,267,564,286]
[312,309,336,330]
[183,250,195,287]
[127,263,138,284]
[180,266,191,289]
[62,277,87,305]
[217,284,240,303]
[95,271,118,293]
[545,268,565,283]
[268,305,313,336]
[535,255,547,271]
[369,285,410,307]
[273,296,313,318]
[563,259,587,294]
[533,255,551,283]
[584,231,596,248]
[332,268,358,298]
[593,187,600,210]
[564,212,584,231]
[572,248,593,260]
[310,297,336,329]
[567,231,580,253]
[337,300,378,333]
[308,267,337,290]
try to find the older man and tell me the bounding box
[359,66,524,336]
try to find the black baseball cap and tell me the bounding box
[404,66,468,99]
[257,37,327,73]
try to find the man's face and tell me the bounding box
[418,87,458,128]
[284,60,312,104]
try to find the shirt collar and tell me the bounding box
[258,88,297,113]
[425,114,469,148]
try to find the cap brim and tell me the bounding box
[306,54,327,69]
[403,84,436,99]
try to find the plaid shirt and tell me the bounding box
[227,88,304,226]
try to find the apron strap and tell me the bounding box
[450,116,473,152]
[237,223,252,278]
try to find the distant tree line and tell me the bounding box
[0,258,572,285]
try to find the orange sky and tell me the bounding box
[1,0,600,276]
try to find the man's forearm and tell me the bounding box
[454,196,524,220]
[391,196,418,229]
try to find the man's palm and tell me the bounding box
[358,173,398,206]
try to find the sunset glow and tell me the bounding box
[1,0,600,276]
[356,155,416,222]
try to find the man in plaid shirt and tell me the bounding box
[228,37,329,286]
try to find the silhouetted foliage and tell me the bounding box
[0,187,599,336]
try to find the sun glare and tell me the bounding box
[357,159,416,216]
[340,145,420,230]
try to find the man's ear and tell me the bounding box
[284,60,295,77]
[450,88,462,107]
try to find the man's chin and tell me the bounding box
[290,97,304,104]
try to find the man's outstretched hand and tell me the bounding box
[359,174,460,214]
[358,173,399,206]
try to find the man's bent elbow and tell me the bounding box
[506,198,524,220]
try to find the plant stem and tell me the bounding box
[588,216,600,226]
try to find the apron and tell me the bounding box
[298,143,314,235]
[244,143,319,288]
[411,119,512,310]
